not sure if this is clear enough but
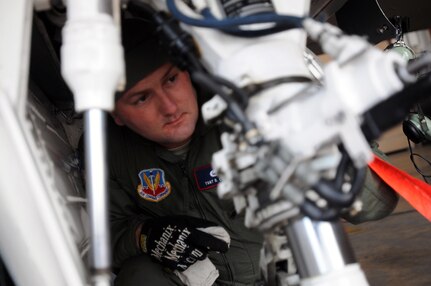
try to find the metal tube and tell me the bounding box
[84,109,111,272]
[285,216,356,278]
[61,1,123,285]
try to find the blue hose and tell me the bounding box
[166,0,304,29]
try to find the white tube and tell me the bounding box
[61,0,124,112]
[61,1,124,285]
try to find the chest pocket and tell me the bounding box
[193,164,221,192]
[192,164,237,220]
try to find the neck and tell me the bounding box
[167,139,192,159]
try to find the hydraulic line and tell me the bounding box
[166,0,304,30]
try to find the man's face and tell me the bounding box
[113,63,199,149]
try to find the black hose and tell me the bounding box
[333,151,350,187]
[300,148,367,220]
[210,75,249,108]
[300,200,339,221]
[152,12,204,72]
[217,23,300,38]
[362,73,431,141]
[313,167,366,207]
[191,71,256,134]
[242,76,313,98]
[128,0,205,73]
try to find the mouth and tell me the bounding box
[165,114,185,127]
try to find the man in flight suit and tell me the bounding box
[108,16,399,286]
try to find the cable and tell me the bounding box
[333,149,350,186]
[300,147,367,220]
[166,0,304,30]
[244,76,313,96]
[209,74,249,108]
[200,9,300,38]
[152,11,205,72]
[128,0,205,72]
[407,139,431,183]
[362,73,431,141]
[314,167,366,207]
[191,71,256,134]
[217,23,300,38]
[300,200,339,221]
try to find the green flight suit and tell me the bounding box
[107,119,398,285]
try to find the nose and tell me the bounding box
[157,90,178,115]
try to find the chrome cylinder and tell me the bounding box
[84,109,111,271]
[285,216,356,278]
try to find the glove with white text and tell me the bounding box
[139,215,230,271]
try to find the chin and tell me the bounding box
[169,130,194,146]
[160,120,196,146]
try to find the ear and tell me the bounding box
[111,111,125,126]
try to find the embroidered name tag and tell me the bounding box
[193,164,221,191]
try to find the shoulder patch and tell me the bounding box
[137,168,171,202]
[193,164,221,191]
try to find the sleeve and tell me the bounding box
[110,178,148,268]
[342,141,399,224]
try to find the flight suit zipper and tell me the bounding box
[178,159,235,284]
[178,160,206,217]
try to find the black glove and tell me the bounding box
[139,215,229,271]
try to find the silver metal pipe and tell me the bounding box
[285,216,356,278]
[84,109,111,271]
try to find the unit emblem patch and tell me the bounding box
[137,168,171,202]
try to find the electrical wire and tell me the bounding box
[191,71,256,134]
[216,24,300,38]
[407,139,431,184]
[209,74,249,108]
[244,76,313,96]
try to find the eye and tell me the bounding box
[165,73,178,85]
[133,93,150,105]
